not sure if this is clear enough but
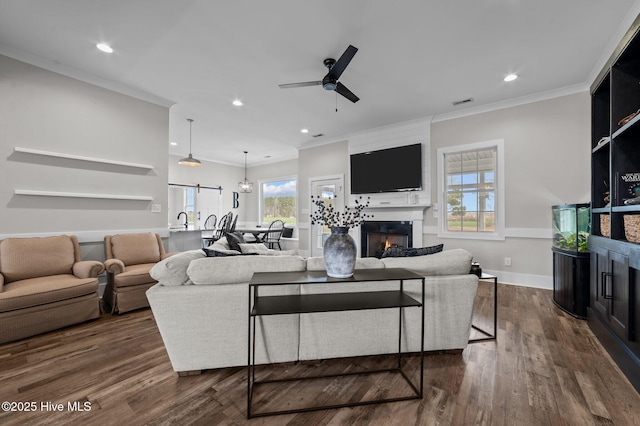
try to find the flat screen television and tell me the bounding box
[350,143,422,194]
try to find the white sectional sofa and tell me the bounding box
[146,242,478,373]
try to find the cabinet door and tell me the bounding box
[553,252,575,313]
[609,251,630,340]
[591,248,609,319]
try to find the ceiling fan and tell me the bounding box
[279,45,360,103]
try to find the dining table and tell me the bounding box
[234,226,270,242]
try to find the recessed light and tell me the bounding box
[504,74,518,82]
[170,142,177,146]
[96,43,113,53]
[232,99,243,106]
[301,128,309,133]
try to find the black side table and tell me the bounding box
[469,273,497,343]
[247,268,425,418]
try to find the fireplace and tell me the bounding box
[360,221,413,258]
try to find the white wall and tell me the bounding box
[297,141,350,255]
[240,159,298,224]
[0,55,170,244]
[167,154,244,224]
[428,92,591,288]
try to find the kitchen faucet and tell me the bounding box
[177,212,188,229]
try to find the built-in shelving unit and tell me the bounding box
[14,147,154,170]
[589,14,640,393]
[14,189,153,201]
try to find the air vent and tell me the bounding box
[312,133,325,138]
[452,98,473,106]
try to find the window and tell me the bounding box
[437,140,504,240]
[185,187,196,225]
[260,177,297,226]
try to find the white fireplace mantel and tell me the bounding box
[353,204,430,256]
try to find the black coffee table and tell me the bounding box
[247,268,425,418]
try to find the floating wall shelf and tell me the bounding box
[14,189,153,201]
[14,147,154,170]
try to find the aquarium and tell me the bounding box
[552,203,590,253]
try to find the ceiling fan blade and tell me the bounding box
[328,45,358,80]
[279,81,322,89]
[335,82,359,103]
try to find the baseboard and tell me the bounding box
[483,269,552,290]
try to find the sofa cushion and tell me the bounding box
[187,255,306,285]
[381,248,472,276]
[112,263,157,287]
[0,236,76,283]
[306,256,385,271]
[0,275,98,312]
[109,233,161,266]
[149,249,205,286]
[381,244,444,258]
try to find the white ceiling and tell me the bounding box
[0,0,638,167]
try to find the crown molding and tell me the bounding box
[432,83,589,123]
[0,45,175,108]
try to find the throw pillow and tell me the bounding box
[381,244,444,258]
[239,243,271,255]
[225,232,246,252]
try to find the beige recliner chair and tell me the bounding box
[103,232,175,314]
[0,235,104,344]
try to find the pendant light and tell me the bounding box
[178,118,202,167]
[238,151,253,193]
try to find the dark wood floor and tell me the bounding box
[1,282,639,425]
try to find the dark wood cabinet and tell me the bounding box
[591,245,631,340]
[589,14,640,393]
[553,249,590,319]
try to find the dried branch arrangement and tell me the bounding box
[310,196,373,228]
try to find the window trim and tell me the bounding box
[437,139,505,241]
[258,175,298,226]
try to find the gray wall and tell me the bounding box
[0,52,591,289]
[427,92,591,287]
[0,54,171,293]
[0,55,170,244]
[294,92,590,288]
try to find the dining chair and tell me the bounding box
[214,213,231,242]
[202,214,217,247]
[262,220,285,250]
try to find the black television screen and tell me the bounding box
[350,143,422,194]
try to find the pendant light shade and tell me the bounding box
[178,118,202,167]
[238,151,253,193]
